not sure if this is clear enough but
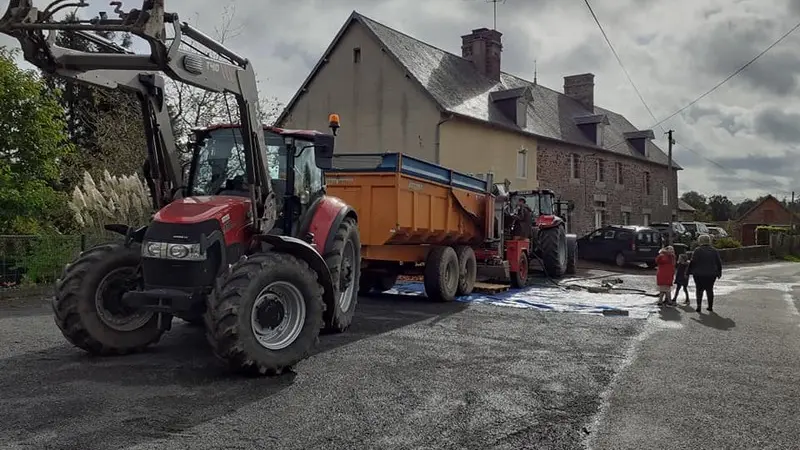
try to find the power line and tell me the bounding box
[676,143,793,196]
[651,18,800,130]
[582,0,663,131]
[583,0,795,197]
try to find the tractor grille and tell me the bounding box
[142,219,223,290]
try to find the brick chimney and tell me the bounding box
[461,28,503,82]
[564,73,595,110]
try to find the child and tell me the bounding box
[655,246,675,306]
[673,253,690,305]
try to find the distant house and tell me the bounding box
[678,199,697,221]
[735,195,800,245]
[277,12,681,236]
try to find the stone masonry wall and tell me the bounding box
[537,140,679,237]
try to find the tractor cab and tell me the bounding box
[509,189,557,225]
[187,123,336,236]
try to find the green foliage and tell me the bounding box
[783,254,800,263]
[0,49,74,234]
[713,237,742,249]
[12,236,81,284]
[707,195,734,221]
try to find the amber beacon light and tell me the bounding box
[328,113,341,136]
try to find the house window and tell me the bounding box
[622,211,631,225]
[643,213,651,226]
[643,171,651,195]
[616,162,623,184]
[594,210,606,228]
[570,154,581,179]
[596,124,605,146]
[353,47,361,63]
[517,147,528,179]
[596,159,605,182]
[662,186,669,206]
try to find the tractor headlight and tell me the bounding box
[141,241,206,261]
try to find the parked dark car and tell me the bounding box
[577,225,663,267]
[650,221,692,244]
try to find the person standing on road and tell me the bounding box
[673,252,691,305]
[655,246,676,306]
[687,234,723,313]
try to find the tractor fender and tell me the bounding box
[535,215,564,230]
[566,233,578,244]
[258,234,336,314]
[304,195,358,255]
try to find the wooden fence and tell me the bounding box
[770,234,800,258]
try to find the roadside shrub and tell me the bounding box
[713,237,742,249]
[68,170,153,233]
[14,235,81,284]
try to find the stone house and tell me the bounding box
[276,12,680,235]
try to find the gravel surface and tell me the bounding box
[0,293,643,450]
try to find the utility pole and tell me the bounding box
[791,191,795,231]
[666,130,675,246]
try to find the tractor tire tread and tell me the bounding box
[53,242,163,356]
[454,245,477,296]
[205,252,324,376]
[539,226,567,278]
[321,216,361,333]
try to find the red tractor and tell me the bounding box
[507,188,578,281]
[1,0,360,375]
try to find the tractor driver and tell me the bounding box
[513,197,533,240]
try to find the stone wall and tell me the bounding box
[537,140,678,236]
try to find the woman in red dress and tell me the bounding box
[655,246,676,306]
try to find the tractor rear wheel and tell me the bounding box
[53,243,163,355]
[322,216,361,333]
[565,236,578,275]
[205,252,324,376]
[424,246,459,302]
[454,245,477,296]
[539,225,568,278]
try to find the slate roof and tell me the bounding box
[277,11,680,169]
[678,199,696,212]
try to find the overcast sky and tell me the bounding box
[2,0,799,202]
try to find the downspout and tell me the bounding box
[434,113,455,164]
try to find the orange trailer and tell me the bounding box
[325,153,530,301]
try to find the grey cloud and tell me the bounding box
[753,108,800,143]
[685,105,747,134]
[687,18,800,96]
[714,151,800,179]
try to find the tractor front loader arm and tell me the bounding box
[0,0,276,231]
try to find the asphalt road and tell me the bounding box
[0,290,642,450]
[590,262,800,450]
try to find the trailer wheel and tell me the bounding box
[53,243,163,356]
[424,246,459,302]
[565,235,578,275]
[205,252,324,376]
[454,246,477,296]
[322,216,361,333]
[539,225,568,278]
[510,251,529,288]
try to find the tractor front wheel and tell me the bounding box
[539,225,568,278]
[53,243,164,355]
[205,252,324,376]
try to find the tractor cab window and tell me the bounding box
[292,139,324,204]
[514,192,554,217]
[191,128,287,197]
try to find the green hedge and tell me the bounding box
[713,237,742,249]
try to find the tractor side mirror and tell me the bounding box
[314,134,335,170]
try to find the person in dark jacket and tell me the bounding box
[512,197,533,239]
[687,234,723,312]
[673,252,691,305]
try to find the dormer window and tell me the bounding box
[490,86,533,129]
[623,130,655,156]
[574,114,609,147]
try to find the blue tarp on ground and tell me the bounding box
[382,281,659,319]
